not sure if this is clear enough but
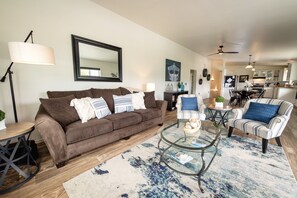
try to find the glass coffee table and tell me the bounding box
[158,121,221,193]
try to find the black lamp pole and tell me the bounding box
[0,30,34,123]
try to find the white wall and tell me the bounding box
[0,0,209,140]
[289,63,297,81]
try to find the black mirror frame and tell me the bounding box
[71,34,122,82]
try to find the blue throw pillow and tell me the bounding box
[181,97,198,111]
[243,102,280,124]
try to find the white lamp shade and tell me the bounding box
[245,65,253,69]
[8,42,55,65]
[146,83,155,92]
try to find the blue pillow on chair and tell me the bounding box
[181,97,198,111]
[243,102,280,124]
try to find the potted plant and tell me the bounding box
[0,109,6,130]
[215,96,224,108]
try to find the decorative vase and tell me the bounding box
[183,118,201,135]
[180,83,184,91]
[0,119,6,130]
[215,102,224,108]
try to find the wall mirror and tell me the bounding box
[71,35,122,82]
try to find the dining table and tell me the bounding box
[232,89,258,106]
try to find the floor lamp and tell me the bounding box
[0,30,55,123]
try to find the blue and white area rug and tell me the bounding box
[63,134,297,198]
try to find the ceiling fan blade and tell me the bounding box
[223,51,239,54]
[208,52,219,56]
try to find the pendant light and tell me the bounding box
[251,62,256,71]
[245,55,253,69]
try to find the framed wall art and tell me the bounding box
[224,75,236,88]
[165,59,181,82]
[239,75,249,82]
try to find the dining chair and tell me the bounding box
[250,89,266,99]
[238,90,250,106]
[257,89,266,98]
[228,98,293,153]
[176,94,206,127]
[228,89,241,106]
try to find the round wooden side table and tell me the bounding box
[207,104,233,127]
[0,122,40,194]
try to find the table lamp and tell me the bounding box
[146,83,155,92]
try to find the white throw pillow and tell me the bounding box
[70,97,95,123]
[131,92,146,109]
[90,97,112,119]
[113,94,134,113]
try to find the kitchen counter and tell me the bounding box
[273,87,297,106]
[274,86,297,89]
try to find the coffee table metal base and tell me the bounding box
[157,125,221,193]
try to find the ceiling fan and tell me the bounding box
[208,45,239,56]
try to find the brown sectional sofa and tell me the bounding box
[35,87,167,167]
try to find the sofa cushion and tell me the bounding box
[105,112,142,130]
[113,94,134,113]
[120,87,131,95]
[134,108,162,121]
[91,88,121,113]
[90,97,111,119]
[144,91,157,108]
[47,89,93,99]
[40,95,79,128]
[65,118,113,144]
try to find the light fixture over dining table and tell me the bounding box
[251,62,256,71]
[245,55,253,69]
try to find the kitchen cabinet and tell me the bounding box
[253,69,282,82]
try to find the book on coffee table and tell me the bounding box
[172,151,193,165]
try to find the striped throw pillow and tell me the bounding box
[113,94,134,113]
[90,97,111,119]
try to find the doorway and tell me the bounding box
[190,70,197,94]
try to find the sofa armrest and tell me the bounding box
[156,100,168,124]
[35,105,68,165]
[230,108,244,119]
[199,104,206,114]
[267,115,289,138]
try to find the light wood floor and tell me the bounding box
[3,106,297,198]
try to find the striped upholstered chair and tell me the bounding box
[228,98,293,153]
[176,94,206,127]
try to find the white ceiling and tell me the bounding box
[91,0,297,66]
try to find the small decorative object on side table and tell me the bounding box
[0,122,39,194]
[215,96,224,108]
[0,110,6,130]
